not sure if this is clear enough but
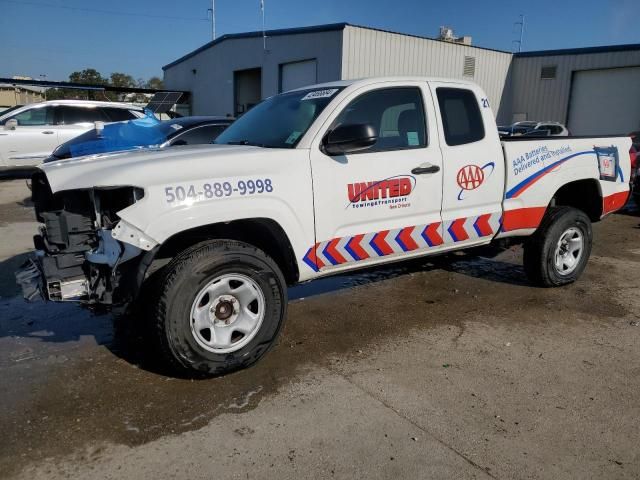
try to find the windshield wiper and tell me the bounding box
[219,140,280,148]
[225,140,262,146]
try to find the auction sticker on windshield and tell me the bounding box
[163,178,274,205]
[301,89,338,100]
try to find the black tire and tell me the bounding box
[523,206,592,287]
[152,239,287,376]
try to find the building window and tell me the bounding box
[540,65,557,80]
[463,56,476,77]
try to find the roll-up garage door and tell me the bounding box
[280,60,317,93]
[568,67,640,135]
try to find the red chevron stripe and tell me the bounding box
[311,243,325,269]
[397,226,418,251]
[450,218,469,242]
[474,214,493,237]
[424,222,443,246]
[372,230,393,256]
[326,238,347,264]
[348,234,369,260]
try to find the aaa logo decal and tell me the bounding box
[457,165,485,190]
[456,162,495,200]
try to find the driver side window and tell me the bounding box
[331,87,427,153]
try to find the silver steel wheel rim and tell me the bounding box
[554,227,583,276]
[190,273,266,354]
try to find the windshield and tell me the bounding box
[50,114,165,160]
[214,87,344,149]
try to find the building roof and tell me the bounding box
[163,23,348,70]
[0,83,46,94]
[163,21,640,71]
[162,22,510,71]
[515,43,640,58]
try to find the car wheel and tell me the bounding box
[152,239,287,376]
[523,207,592,287]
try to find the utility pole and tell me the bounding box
[514,14,525,53]
[260,0,266,50]
[209,0,216,40]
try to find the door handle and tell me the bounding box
[42,131,54,134]
[411,163,440,175]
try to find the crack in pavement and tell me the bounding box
[326,365,497,479]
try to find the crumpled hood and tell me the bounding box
[40,144,282,193]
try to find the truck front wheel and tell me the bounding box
[152,240,287,376]
[523,207,592,287]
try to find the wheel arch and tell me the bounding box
[151,218,300,286]
[550,178,603,222]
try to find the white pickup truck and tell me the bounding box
[17,77,631,376]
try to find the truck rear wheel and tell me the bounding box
[523,207,592,287]
[152,240,287,376]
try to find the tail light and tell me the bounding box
[630,147,638,184]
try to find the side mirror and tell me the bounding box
[4,119,18,130]
[322,123,377,156]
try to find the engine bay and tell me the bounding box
[20,171,146,305]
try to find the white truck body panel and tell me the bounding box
[38,77,631,284]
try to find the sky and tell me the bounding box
[0,0,638,82]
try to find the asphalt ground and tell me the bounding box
[0,179,638,479]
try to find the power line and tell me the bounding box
[0,0,209,22]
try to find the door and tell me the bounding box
[308,82,444,272]
[280,59,317,93]
[429,82,504,247]
[568,67,640,135]
[0,106,58,166]
[234,68,262,117]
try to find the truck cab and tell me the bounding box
[17,77,632,376]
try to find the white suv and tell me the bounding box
[514,121,570,136]
[0,100,144,168]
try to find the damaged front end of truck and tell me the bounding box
[16,171,155,308]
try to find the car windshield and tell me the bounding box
[214,87,344,149]
[51,115,169,160]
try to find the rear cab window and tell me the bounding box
[436,87,485,146]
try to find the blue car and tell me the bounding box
[45,114,233,162]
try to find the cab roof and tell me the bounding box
[289,76,480,92]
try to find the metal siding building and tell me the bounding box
[163,25,345,116]
[509,45,640,134]
[341,26,513,120]
[164,23,513,120]
[163,23,640,133]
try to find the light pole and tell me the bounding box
[212,0,216,40]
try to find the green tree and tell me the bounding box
[69,68,109,99]
[109,72,136,88]
[145,76,164,90]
